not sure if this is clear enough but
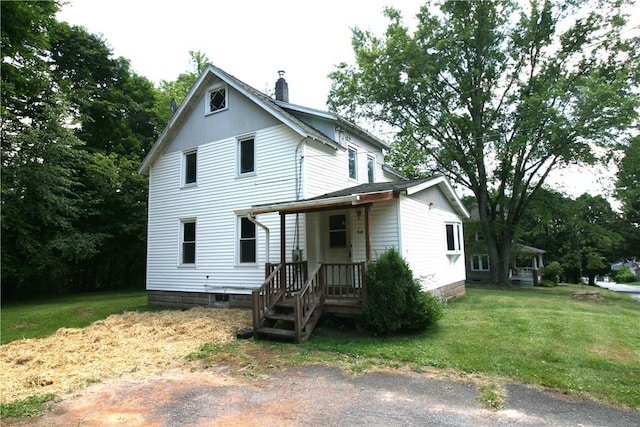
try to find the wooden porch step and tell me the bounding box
[267,313,295,322]
[275,299,294,309]
[255,327,298,340]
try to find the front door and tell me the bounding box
[326,212,350,263]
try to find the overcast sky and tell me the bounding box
[56,0,637,201]
[57,0,427,110]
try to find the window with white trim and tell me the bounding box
[183,150,197,185]
[238,137,255,175]
[180,219,196,265]
[445,222,463,253]
[239,217,256,263]
[367,155,375,183]
[471,254,490,271]
[348,146,357,180]
[328,214,347,248]
[207,86,227,114]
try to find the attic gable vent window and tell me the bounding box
[208,87,227,113]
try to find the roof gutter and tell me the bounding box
[235,194,362,216]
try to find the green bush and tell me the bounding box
[543,261,564,283]
[364,248,443,335]
[537,279,557,287]
[613,266,636,283]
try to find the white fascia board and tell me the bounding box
[406,176,470,219]
[235,194,361,216]
[138,68,215,175]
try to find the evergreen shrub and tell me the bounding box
[364,247,443,335]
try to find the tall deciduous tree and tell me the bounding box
[1,0,90,296]
[2,2,162,297]
[615,135,640,256]
[48,22,161,291]
[328,0,639,284]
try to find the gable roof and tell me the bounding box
[235,175,470,218]
[139,64,386,175]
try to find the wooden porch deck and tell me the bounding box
[252,261,366,343]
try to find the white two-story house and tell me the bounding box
[139,64,469,313]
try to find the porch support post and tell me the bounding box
[280,212,286,264]
[364,204,372,262]
[280,212,286,293]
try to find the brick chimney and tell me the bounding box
[275,70,289,102]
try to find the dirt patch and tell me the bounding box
[571,291,604,302]
[0,307,251,404]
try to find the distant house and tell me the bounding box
[611,259,640,280]
[138,65,469,340]
[464,210,545,285]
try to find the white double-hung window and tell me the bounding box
[445,222,463,253]
[180,219,196,265]
[183,149,197,186]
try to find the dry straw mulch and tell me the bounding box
[0,307,252,404]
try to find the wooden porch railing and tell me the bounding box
[265,261,308,294]
[252,262,286,332]
[293,262,324,342]
[322,262,367,305]
[254,261,366,342]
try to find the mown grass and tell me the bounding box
[301,285,640,408]
[189,284,640,408]
[2,285,639,418]
[1,290,152,344]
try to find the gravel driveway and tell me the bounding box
[4,364,639,426]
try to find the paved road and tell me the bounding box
[6,365,639,426]
[595,281,640,299]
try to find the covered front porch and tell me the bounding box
[510,244,546,286]
[237,189,393,342]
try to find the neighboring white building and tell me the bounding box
[139,64,469,309]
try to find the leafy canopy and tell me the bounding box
[329,0,639,283]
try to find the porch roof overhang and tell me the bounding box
[234,190,396,216]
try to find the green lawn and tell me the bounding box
[302,284,640,408]
[2,285,639,416]
[1,290,151,344]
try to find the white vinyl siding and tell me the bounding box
[398,194,466,291]
[303,137,391,199]
[146,124,303,294]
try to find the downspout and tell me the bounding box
[294,138,307,253]
[246,214,270,264]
